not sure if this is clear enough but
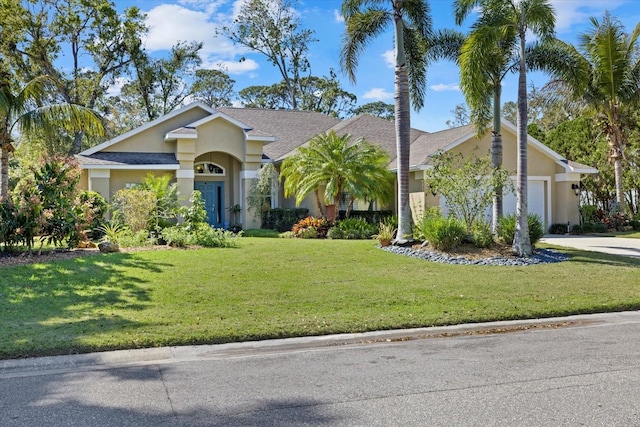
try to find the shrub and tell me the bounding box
[593,222,608,233]
[111,188,157,233]
[421,214,466,251]
[136,174,179,228]
[262,208,308,232]
[497,214,544,246]
[327,227,345,239]
[161,226,191,247]
[413,207,443,241]
[570,224,582,234]
[330,217,377,239]
[292,217,330,238]
[337,210,393,224]
[548,223,568,234]
[471,221,493,248]
[194,226,240,247]
[629,219,640,231]
[241,229,280,238]
[78,191,108,239]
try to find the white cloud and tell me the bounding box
[363,88,393,100]
[106,77,129,97]
[333,9,344,23]
[211,59,260,75]
[430,83,460,92]
[550,0,628,33]
[143,3,262,75]
[382,49,395,68]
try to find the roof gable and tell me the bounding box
[81,102,216,155]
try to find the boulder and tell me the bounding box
[98,241,120,253]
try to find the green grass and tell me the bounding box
[2,238,640,359]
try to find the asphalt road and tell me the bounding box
[2,311,640,426]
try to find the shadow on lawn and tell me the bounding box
[0,253,172,359]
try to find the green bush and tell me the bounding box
[497,214,544,245]
[548,223,568,234]
[570,224,582,235]
[78,191,108,239]
[327,227,345,239]
[241,229,280,238]
[262,208,309,232]
[111,188,157,233]
[337,210,393,224]
[471,221,493,248]
[195,226,240,247]
[161,225,240,248]
[329,217,377,239]
[413,207,442,241]
[421,213,466,251]
[161,226,191,247]
[630,220,640,231]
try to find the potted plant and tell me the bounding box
[373,222,396,247]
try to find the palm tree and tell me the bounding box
[452,4,519,235]
[280,130,394,219]
[0,68,104,198]
[528,12,640,211]
[454,0,555,257]
[340,0,431,243]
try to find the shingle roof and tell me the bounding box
[388,124,475,169]
[217,107,341,160]
[76,152,179,166]
[330,114,427,160]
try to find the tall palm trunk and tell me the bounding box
[491,85,503,234]
[606,120,625,210]
[394,17,412,243]
[513,34,532,257]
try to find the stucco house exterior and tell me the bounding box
[76,101,596,230]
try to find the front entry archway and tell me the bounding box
[195,181,225,228]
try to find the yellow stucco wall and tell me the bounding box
[194,119,245,161]
[103,108,210,153]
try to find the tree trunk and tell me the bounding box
[491,85,503,235]
[607,123,625,211]
[512,35,532,257]
[0,143,8,199]
[393,18,412,244]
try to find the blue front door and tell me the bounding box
[194,181,225,228]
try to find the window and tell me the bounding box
[195,162,225,176]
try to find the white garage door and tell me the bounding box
[503,180,546,225]
[439,180,547,226]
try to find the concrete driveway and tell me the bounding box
[541,234,640,258]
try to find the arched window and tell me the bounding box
[194,162,225,176]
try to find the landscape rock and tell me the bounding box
[98,241,120,253]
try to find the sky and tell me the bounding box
[117,0,640,132]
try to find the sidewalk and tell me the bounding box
[541,234,640,258]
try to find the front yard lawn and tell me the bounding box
[2,238,640,359]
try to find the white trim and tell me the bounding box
[82,164,179,170]
[80,102,216,155]
[240,170,259,179]
[555,173,582,182]
[247,135,276,143]
[88,169,110,178]
[176,169,195,179]
[165,131,197,140]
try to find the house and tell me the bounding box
[76,101,596,229]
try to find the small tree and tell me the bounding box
[247,162,278,221]
[427,150,513,230]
